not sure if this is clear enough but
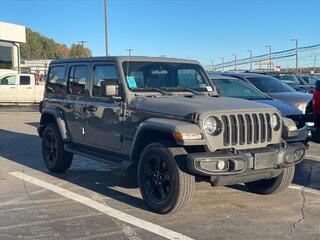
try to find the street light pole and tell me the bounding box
[247,50,252,71]
[232,54,237,71]
[266,45,272,70]
[104,0,108,56]
[220,57,224,72]
[291,39,298,74]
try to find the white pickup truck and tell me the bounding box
[0,73,44,104]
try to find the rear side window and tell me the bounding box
[68,65,87,95]
[92,65,118,97]
[47,66,66,94]
[20,76,30,85]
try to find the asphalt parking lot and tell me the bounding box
[0,110,320,240]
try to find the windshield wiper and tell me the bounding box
[170,87,204,95]
[136,87,172,95]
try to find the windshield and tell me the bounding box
[271,74,299,84]
[213,78,270,100]
[301,76,317,85]
[122,61,212,92]
[246,76,296,93]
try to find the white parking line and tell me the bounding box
[305,155,320,160]
[9,171,193,240]
[289,185,320,195]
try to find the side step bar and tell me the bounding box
[64,144,132,170]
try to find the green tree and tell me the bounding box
[20,28,92,60]
[69,44,92,58]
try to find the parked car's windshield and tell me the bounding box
[246,76,296,93]
[301,76,317,85]
[122,61,212,92]
[271,74,299,84]
[212,78,270,100]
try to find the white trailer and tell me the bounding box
[0,73,44,104]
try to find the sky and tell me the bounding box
[0,0,319,66]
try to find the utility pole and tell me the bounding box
[291,39,298,74]
[210,60,214,72]
[266,45,272,70]
[220,57,224,72]
[232,54,237,71]
[78,40,87,56]
[126,49,133,76]
[314,55,317,73]
[247,50,252,71]
[126,48,134,57]
[104,0,108,56]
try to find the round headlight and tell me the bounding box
[203,116,222,135]
[270,113,281,131]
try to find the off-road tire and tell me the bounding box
[42,123,73,173]
[245,165,295,195]
[138,142,195,214]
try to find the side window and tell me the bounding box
[20,76,31,85]
[92,65,118,97]
[68,65,87,95]
[0,75,16,85]
[47,66,66,94]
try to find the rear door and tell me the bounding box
[63,64,89,143]
[0,75,17,103]
[17,75,34,102]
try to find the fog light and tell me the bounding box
[198,159,229,172]
[217,160,227,170]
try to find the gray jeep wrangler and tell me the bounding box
[38,56,306,214]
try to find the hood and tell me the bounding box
[266,92,312,106]
[131,95,277,119]
[256,99,302,117]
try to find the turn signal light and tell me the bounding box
[174,132,203,141]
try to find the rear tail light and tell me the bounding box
[313,81,320,128]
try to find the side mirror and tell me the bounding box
[101,79,119,97]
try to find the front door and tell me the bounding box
[85,64,123,151]
[0,75,17,103]
[63,64,89,143]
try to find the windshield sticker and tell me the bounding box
[127,76,137,89]
[206,86,213,92]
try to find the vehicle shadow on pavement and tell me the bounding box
[293,159,320,190]
[0,129,148,211]
[1,128,319,210]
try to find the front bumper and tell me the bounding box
[285,125,309,143]
[186,142,306,177]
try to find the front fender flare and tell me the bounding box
[130,118,206,160]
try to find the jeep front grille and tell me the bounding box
[221,113,272,146]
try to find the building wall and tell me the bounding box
[0,22,26,77]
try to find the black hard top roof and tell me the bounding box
[50,56,200,65]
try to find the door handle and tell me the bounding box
[85,105,97,113]
[10,87,16,89]
[26,87,33,89]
